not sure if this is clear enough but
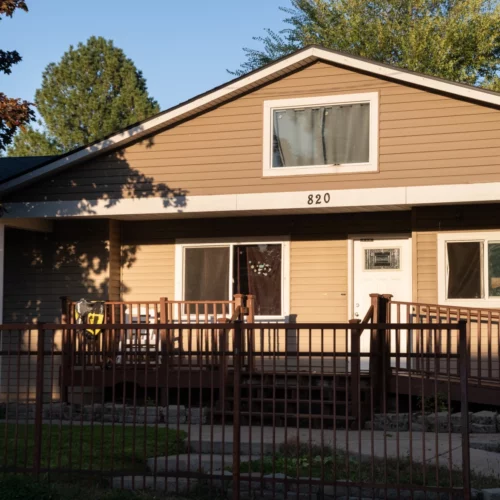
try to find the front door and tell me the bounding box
[352,237,412,358]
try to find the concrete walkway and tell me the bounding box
[177,424,500,477]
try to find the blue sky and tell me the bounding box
[0,0,287,111]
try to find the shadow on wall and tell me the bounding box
[5,132,189,217]
[3,132,191,323]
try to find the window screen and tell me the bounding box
[488,243,500,297]
[233,244,282,316]
[184,247,229,312]
[447,242,482,299]
[272,103,370,168]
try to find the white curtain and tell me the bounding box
[273,103,370,168]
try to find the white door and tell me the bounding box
[352,238,412,363]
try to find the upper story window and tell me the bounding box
[263,92,379,177]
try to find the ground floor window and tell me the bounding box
[178,238,288,317]
[440,233,500,302]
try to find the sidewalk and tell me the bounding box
[178,424,500,476]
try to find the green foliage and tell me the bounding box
[0,423,185,472]
[0,476,188,500]
[416,392,449,413]
[8,36,159,156]
[0,1,34,152]
[233,0,500,89]
[0,475,58,500]
[7,125,62,156]
[236,443,500,490]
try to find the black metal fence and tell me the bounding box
[0,321,473,499]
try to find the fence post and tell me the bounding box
[160,297,169,353]
[33,323,45,478]
[382,294,393,402]
[60,297,70,403]
[459,319,471,500]
[232,319,242,500]
[349,319,361,427]
[369,294,392,412]
[369,294,382,410]
[245,295,256,373]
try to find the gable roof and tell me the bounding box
[3,45,500,195]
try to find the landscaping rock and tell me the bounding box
[410,422,425,432]
[42,402,73,420]
[413,414,431,432]
[288,476,322,494]
[472,411,498,433]
[189,407,208,424]
[451,412,473,433]
[483,488,500,500]
[263,472,289,493]
[163,405,187,424]
[4,402,36,419]
[426,412,451,432]
[371,413,409,431]
[112,475,198,493]
[132,406,162,424]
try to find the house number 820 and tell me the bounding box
[307,193,331,205]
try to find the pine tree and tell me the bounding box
[9,36,160,156]
[233,0,500,91]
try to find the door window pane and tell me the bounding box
[233,244,282,316]
[447,242,482,299]
[273,103,370,168]
[489,243,500,297]
[184,247,229,312]
[365,248,400,270]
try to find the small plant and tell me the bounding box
[416,393,448,413]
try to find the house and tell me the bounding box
[2,46,500,405]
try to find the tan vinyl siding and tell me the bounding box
[291,239,348,368]
[415,232,438,303]
[8,61,500,203]
[109,220,121,301]
[290,239,348,322]
[2,221,112,402]
[121,243,175,301]
[3,221,111,323]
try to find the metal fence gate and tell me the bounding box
[0,320,472,499]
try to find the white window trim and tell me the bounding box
[174,236,290,321]
[437,231,500,307]
[262,92,379,177]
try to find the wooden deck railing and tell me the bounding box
[60,295,255,368]
[368,294,500,389]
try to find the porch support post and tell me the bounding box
[0,223,5,324]
[0,224,4,398]
[369,294,393,412]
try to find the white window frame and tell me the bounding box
[437,231,500,307]
[262,92,379,177]
[175,236,290,321]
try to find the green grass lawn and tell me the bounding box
[237,451,500,491]
[0,423,186,474]
[0,475,201,500]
